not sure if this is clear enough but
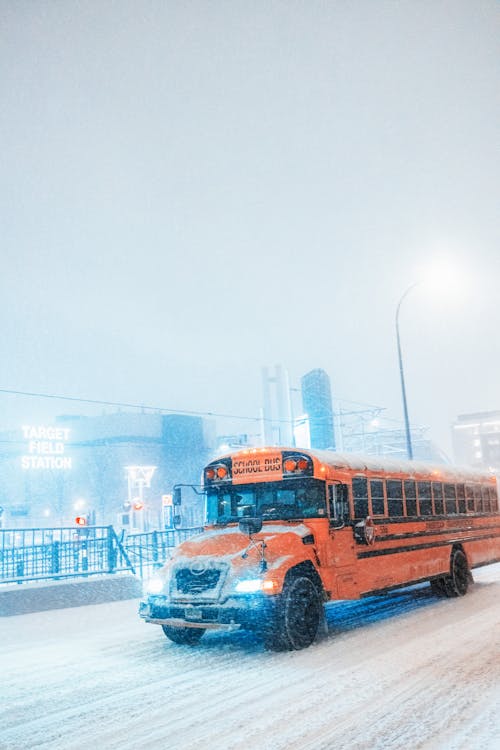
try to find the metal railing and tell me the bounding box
[0,525,203,584]
[0,526,136,584]
[124,527,203,579]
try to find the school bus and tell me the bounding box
[139,447,500,650]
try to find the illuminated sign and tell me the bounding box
[232,452,282,484]
[21,425,73,470]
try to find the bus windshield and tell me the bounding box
[206,478,327,524]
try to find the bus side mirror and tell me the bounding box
[239,517,263,537]
[173,487,182,506]
[354,517,376,545]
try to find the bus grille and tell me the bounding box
[175,568,221,594]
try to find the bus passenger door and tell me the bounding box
[325,483,358,598]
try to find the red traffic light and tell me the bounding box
[133,501,144,511]
[75,516,87,526]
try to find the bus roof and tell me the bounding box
[218,447,495,484]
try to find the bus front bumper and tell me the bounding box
[139,594,275,631]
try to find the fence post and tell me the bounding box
[152,530,159,567]
[81,538,88,573]
[16,550,25,580]
[107,526,117,573]
[51,541,60,575]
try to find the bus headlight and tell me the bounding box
[143,575,165,595]
[235,579,277,593]
[235,579,262,593]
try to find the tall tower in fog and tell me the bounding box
[261,365,293,446]
[301,369,335,450]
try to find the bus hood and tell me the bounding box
[174,522,313,561]
[148,523,318,602]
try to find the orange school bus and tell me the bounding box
[139,447,500,650]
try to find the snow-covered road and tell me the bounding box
[2,564,499,750]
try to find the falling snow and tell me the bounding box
[1,564,499,749]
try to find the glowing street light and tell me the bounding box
[396,259,464,461]
[395,282,421,460]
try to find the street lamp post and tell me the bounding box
[395,282,421,461]
[125,465,157,532]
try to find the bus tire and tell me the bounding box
[443,549,470,597]
[161,625,206,645]
[430,578,447,596]
[263,576,322,651]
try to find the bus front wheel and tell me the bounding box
[263,576,322,651]
[162,625,206,645]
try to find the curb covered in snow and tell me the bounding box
[0,575,142,616]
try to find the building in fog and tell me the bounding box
[452,411,500,471]
[0,412,214,529]
[340,421,446,462]
[261,365,293,445]
[300,368,335,450]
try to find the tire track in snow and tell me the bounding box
[1,566,499,750]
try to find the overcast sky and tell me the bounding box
[1,0,499,455]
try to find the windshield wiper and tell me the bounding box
[214,516,239,526]
[262,512,304,522]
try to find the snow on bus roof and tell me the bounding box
[305,449,493,482]
[222,446,494,483]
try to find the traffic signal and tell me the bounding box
[75,516,87,526]
[133,501,144,511]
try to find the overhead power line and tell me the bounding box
[0,387,394,427]
[0,387,266,423]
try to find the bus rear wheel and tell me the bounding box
[443,549,470,597]
[430,578,447,596]
[263,576,322,651]
[162,625,206,645]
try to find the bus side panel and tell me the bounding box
[356,542,451,594]
[355,516,500,595]
[465,525,500,569]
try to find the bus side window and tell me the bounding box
[387,479,403,516]
[352,477,368,518]
[404,480,417,516]
[430,482,442,515]
[419,481,432,515]
[473,484,482,512]
[491,486,499,512]
[369,479,385,516]
[482,486,491,513]
[465,484,475,513]
[328,484,350,524]
[457,484,466,514]
[444,484,457,515]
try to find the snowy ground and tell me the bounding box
[1,564,499,750]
